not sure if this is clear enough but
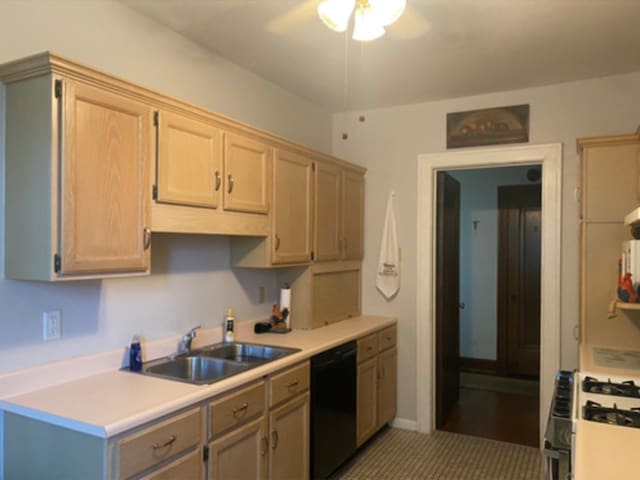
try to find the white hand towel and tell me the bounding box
[376,192,400,299]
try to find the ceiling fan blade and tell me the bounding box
[266,0,321,34]
[388,4,431,39]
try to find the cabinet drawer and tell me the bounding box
[378,326,397,351]
[209,381,266,438]
[117,407,202,480]
[141,449,202,480]
[357,334,378,363]
[270,361,310,407]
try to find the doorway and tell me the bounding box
[416,144,562,447]
[435,167,542,447]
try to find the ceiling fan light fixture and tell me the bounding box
[368,0,406,26]
[317,0,356,32]
[352,2,386,41]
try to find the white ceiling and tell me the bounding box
[121,0,640,111]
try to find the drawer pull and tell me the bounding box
[152,435,176,450]
[367,346,373,351]
[233,402,249,417]
[261,436,268,456]
[386,336,392,341]
[271,429,279,450]
[287,380,299,391]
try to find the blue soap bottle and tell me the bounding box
[129,335,142,372]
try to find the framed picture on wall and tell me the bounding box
[446,104,530,149]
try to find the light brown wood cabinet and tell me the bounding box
[356,326,397,446]
[155,110,223,209]
[224,133,271,214]
[314,165,365,262]
[208,416,268,480]
[314,162,342,261]
[207,363,310,480]
[341,169,365,261]
[578,128,640,350]
[3,74,152,280]
[272,149,314,264]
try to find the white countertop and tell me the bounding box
[0,315,396,438]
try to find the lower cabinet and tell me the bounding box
[208,416,268,480]
[356,326,397,447]
[207,361,310,480]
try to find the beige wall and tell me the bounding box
[332,72,640,424]
[0,0,332,373]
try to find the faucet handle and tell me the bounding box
[186,325,202,338]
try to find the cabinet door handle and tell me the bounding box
[232,402,248,417]
[152,435,176,450]
[274,234,281,251]
[271,429,279,450]
[287,380,299,391]
[214,171,221,192]
[143,227,152,250]
[228,174,234,193]
[261,436,268,456]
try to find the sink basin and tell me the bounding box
[139,342,300,385]
[143,356,248,385]
[198,342,300,364]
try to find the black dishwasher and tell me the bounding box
[310,341,357,479]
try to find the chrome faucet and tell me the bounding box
[181,325,201,353]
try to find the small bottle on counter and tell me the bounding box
[129,335,142,372]
[224,308,235,343]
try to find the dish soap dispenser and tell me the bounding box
[129,335,142,372]
[224,308,235,343]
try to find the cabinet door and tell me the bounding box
[141,449,202,480]
[61,79,151,275]
[156,110,222,208]
[314,162,342,261]
[272,149,314,264]
[208,417,267,480]
[269,392,310,480]
[357,357,378,446]
[581,144,640,221]
[342,170,365,260]
[377,347,397,429]
[224,133,270,214]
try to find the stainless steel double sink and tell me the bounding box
[140,342,300,385]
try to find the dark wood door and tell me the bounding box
[497,184,541,378]
[436,172,461,429]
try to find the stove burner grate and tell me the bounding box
[583,400,640,428]
[582,376,640,398]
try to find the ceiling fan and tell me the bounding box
[267,0,430,41]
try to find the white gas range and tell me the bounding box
[544,370,640,480]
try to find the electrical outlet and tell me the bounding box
[258,286,265,304]
[43,310,62,341]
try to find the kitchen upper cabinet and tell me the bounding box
[156,110,223,209]
[61,80,152,276]
[314,161,342,261]
[342,169,365,261]
[224,133,271,214]
[272,149,314,264]
[3,72,152,281]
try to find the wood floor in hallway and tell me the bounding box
[440,387,540,447]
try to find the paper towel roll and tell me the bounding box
[280,288,291,328]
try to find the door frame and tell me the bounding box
[416,144,562,447]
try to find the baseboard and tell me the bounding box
[390,417,417,431]
[459,357,497,375]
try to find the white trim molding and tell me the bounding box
[390,417,418,431]
[416,144,562,446]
